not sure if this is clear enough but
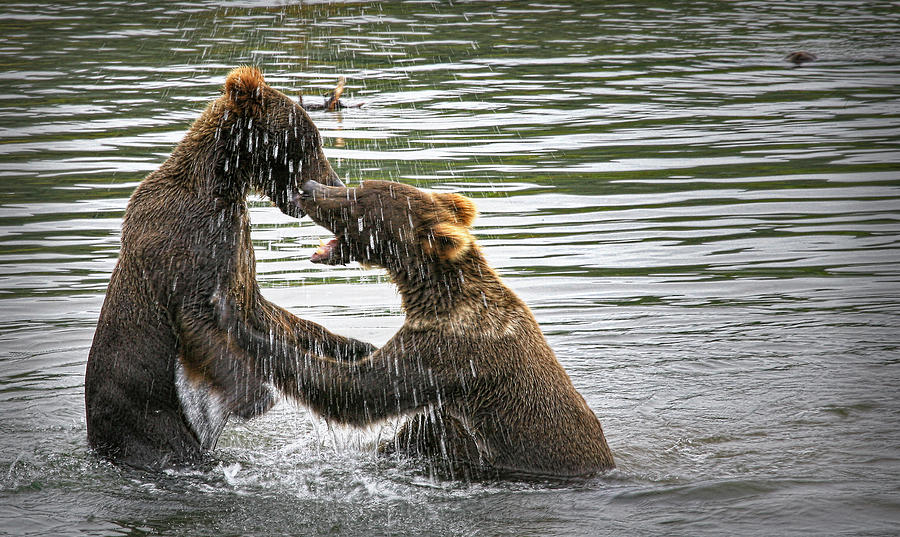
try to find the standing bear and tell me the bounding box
[222,179,615,479]
[85,67,373,470]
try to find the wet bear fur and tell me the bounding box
[224,179,615,479]
[85,67,372,469]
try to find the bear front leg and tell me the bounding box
[177,307,277,420]
[212,290,376,363]
[256,298,376,361]
[224,372,276,420]
[218,312,466,429]
[380,412,486,480]
[383,412,479,459]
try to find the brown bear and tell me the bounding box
[84,67,373,470]
[220,179,615,479]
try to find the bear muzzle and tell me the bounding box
[298,178,332,198]
[288,174,344,217]
[296,179,355,265]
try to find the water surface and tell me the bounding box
[1,1,899,535]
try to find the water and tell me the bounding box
[2,1,899,535]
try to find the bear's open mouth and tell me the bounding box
[310,236,345,265]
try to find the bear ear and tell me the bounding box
[437,193,477,228]
[224,66,266,116]
[426,222,474,261]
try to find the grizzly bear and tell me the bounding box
[221,179,615,479]
[85,67,373,470]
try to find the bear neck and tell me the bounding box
[387,246,510,322]
[161,101,251,203]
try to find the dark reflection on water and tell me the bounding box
[1,1,899,536]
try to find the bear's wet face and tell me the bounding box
[297,179,477,272]
[213,67,342,217]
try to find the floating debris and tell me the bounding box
[784,51,817,65]
[302,77,361,111]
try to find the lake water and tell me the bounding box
[2,1,899,535]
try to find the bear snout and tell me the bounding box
[293,179,347,218]
[298,179,350,203]
[300,179,327,198]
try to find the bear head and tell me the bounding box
[200,66,343,216]
[296,179,478,271]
